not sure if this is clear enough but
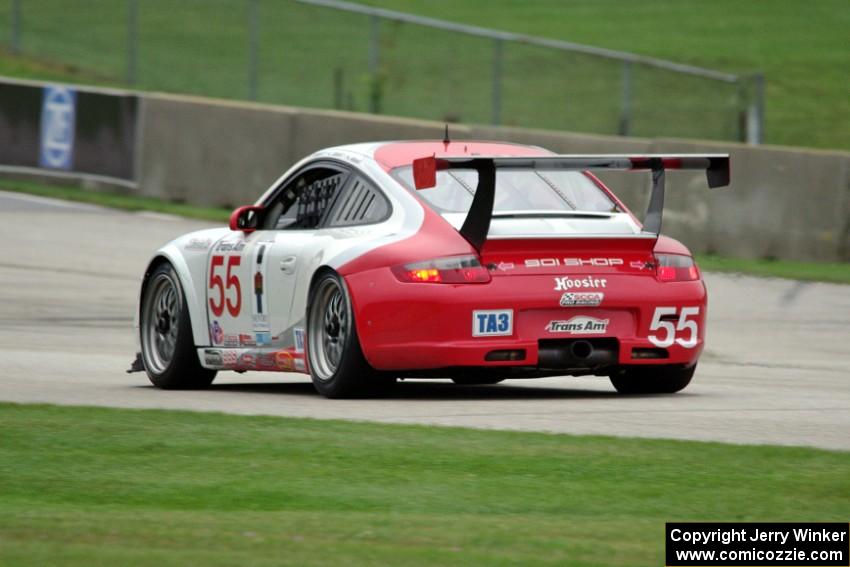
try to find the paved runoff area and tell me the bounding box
[1,190,849,450]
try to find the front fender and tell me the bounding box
[136,229,228,349]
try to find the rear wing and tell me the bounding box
[411,154,730,252]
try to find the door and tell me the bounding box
[250,163,352,370]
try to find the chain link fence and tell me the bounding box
[2,0,764,143]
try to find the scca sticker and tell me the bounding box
[472,309,513,337]
[560,292,604,307]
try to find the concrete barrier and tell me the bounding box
[19,88,850,262]
[292,109,471,160]
[138,94,299,208]
[651,139,850,262]
[137,94,473,208]
[135,95,850,262]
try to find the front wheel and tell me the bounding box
[306,272,392,398]
[140,262,216,389]
[609,364,695,394]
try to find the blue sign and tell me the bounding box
[39,85,76,170]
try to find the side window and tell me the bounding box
[326,174,390,227]
[263,167,347,230]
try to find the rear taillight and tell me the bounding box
[654,254,699,282]
[391,255,491,284]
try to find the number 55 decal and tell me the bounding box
[209,255,242,317]
[648,307,699,349]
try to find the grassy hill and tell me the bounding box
[0,0,845,150]
[2,404,849,566]
[360,0,849,150]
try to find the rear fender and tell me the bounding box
[653,235,693,256]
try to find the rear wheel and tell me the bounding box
[140,263,216,389]
[307,271,393,398]
[609,364,695,394]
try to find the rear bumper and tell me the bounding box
[346,268,706,372]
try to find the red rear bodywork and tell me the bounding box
[339,141,708,376]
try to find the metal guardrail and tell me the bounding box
[296,0,765,144]
[300,0,739,82]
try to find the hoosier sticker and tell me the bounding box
[553,276,607,291]
[546,316,609,334]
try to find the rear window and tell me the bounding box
[392,167,619,214]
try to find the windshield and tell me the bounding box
[392,167,619,214]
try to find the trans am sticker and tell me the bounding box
[546,316,609,334]
[215,240,245,253]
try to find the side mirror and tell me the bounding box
[229,205,263,233]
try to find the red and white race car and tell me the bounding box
[131,140,729,398]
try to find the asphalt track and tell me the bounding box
[1,190,849,450]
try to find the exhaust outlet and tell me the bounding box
[537,338,618,370]
[570,340,593,359]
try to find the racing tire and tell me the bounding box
[609,364,695,394]
[306,271,393,398]
[140,262,216,389]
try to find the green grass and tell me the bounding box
[695,255,850,286]
[0,403,848,566]
[0,1,846,150]
[0,47,115,86]
[2,178,848,284]
[357,0,850,150]
[0,178,230,222]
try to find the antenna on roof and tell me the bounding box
[442,124,450,146]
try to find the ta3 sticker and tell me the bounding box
[472,309,513,337]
